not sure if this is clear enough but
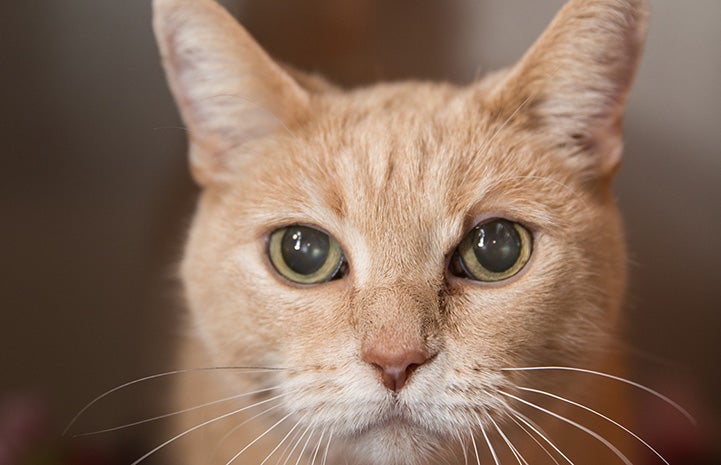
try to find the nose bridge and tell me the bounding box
[355,280,438,334]
[354,281,441,392]
[353,278,442,362]
[359,192,443,279]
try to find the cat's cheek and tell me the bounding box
[239,279,358,375]
[181,234,284,368]
[441,243,590,368]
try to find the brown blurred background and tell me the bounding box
[1,0,719,463]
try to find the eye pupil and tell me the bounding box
[452,218,532,282]
[269,225,345,285]
[472,220,521,273]
[281,226,330,275]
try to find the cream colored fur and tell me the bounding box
[154,0,648,463]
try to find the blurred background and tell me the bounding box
[1,0,719,463]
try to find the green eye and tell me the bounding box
[451,219,532,282]
[268,225,346,284]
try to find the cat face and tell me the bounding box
[155,0,647,462]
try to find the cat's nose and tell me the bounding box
[361,346,431,392]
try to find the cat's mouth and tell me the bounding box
[345,405,449,463]
[367,399,429,432]
[380,409,412,426]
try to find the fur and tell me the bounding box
[153,0,649,463]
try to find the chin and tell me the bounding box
[337,421,449,465]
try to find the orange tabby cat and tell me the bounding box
[153,0,653,463]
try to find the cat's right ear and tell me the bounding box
[153,0,309,186]
[484,0,648,180]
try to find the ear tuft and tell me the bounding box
[489,0,649,178]
[153,0,309,186]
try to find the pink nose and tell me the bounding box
[361,346,431,392]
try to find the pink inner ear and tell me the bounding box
[154,0,309,186]
[483,0,647,179]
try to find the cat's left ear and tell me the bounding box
[153,0,310,186]
[487,0,649,179]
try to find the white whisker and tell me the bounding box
[321,430,333,465]
[309,428,326,465]
[258,414,308,465]
[294,425,316,465]
[508,414,562,465]
[513,411,574,465]
[501,366,694,424]
[225,412,294,465]
[129,392,288,465]
[456,430,469,465]
[489,415,527,465]
[469,428,481,465]
[518,385,669,465]
[281,422,313,465]
[501,391,632,465]
[480,422,501,465]
[74,385,280,437]
[213,402,285,461]
[63,366,286,436]
[275,420,305,465]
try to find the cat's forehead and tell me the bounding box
[236,81,574,258]
[298,84,560,219]
[296,84,489,228]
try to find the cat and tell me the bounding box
[149,0,662,463]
